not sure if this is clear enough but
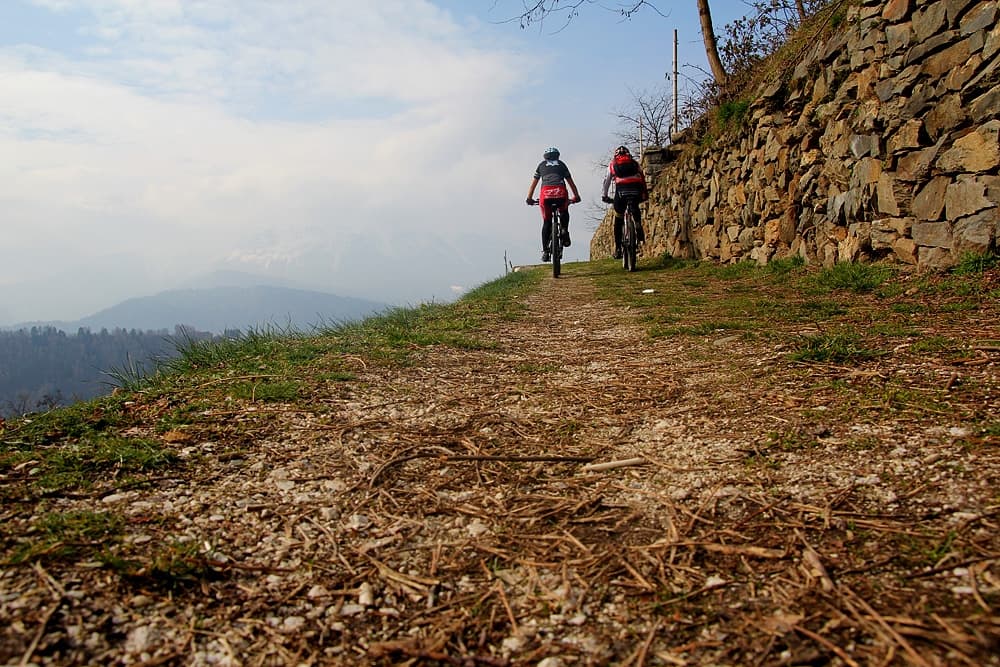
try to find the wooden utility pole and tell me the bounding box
[673,28,678,138]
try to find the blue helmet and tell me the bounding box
[543,147,560,160]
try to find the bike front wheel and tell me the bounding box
[623,213,637,272]
[551,209,562,278]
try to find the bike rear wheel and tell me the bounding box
[551,209,562,278]
[623,211,637,272]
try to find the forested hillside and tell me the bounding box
[0,326,216,417]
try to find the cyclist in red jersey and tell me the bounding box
[525,147,582,262]
[601,145,647,259]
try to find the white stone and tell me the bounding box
[466,519,490,537]
[282,616,306,632]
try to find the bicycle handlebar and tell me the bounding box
[526,197,581,206]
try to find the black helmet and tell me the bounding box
[615,145,631,157]
[543,147,560,160]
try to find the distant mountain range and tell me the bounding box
[5,282,388,334]
[0,275,391,417]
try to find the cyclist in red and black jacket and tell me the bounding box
[526,147,582,262]
[601,145,647,259]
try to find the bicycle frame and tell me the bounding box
[545,200,564,278]
[530,197,576,278]
[621,195,640,272]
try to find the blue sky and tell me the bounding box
[0,0,750,324]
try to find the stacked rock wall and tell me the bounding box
[591,0,1000,269]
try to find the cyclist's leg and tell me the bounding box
[630,197,645,242]
[541,215,552,258]
[612,195,626,258]
[559,200,571,246]
[539,192,553,257]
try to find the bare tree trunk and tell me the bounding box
[697,0,728,90]
[795,0,807,21]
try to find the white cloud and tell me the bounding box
[1,1,548,322]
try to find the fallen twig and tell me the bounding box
[583,457,647,472]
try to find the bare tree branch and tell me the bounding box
[614,85,673,149]
[493,0,730,89]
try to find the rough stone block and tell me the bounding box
[852,157,883,188]
[872,220,901,249]
[923,37,972,77]
[961,1,997,35]
[946,53,983,90]
[888,119,925,153]
[969,83,999,124]
[986,22,1000,59]
[938,121,1000,172]
[946,0,980,26]
[946,176,995,219]
[925,93,966,141]
[906,31,957,66]
[893,237,919,263]
[877,172,901,215]
[896,141,943,181]
[913,221,954,247]
[883,0,912,22]
[913,3,948,42]
[750,244,776,265]
[918,245,954,269]
[902,82,935,119]
[851,134,881,158]
[839,222,872,261]
[983,174,1000,202]
[912,176,951,220]
[876,216,915,235]
[953,208,998,254]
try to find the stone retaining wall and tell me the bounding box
[591,0,1000,269]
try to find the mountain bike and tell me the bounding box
[621,195,640,272]
[528,197,577,278]
[603,194,641,272]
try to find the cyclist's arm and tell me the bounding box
[566,175,581,201]
[526,176,539,200]
[601,166,613,198]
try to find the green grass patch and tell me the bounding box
[891,302,925,314]
[765,255,806,274]
[790,331,881,363]
[34,435,178,492]
[910,336,954,354]
[652,319,754,338]
[764,430,819,452]
[952,251,998,275]
[869,323,917,338]
[319,371,357,382]
[155,401,213,433]
[938,301,980,313]
[231,380,300,403]
[717,99,751,129]
[812,262,896,293]
[658,253,695,270]
[703,261,758,281]
[110,539,225,590]
[8,510,124,565]
[795,299,848,320]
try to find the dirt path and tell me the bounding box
[2,263,998,665]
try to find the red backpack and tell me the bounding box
[612,153,640,178]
